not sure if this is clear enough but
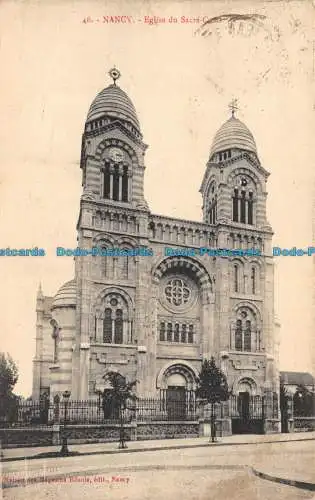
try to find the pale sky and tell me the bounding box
[0,0,314,397]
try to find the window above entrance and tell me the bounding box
[159,273,198,314]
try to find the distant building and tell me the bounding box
[280,371,315,394]
[32,69,280,414]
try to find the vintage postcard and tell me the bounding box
[0,0,314,499]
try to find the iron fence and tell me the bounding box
[0,399,53,427]
[136,398,197,421]
[0,392,283,428]
[0,397,199,427]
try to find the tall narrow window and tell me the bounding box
[103,168,110,199]
[113,166,119,201]
[103,308,112,343]
[160,322,165,341]
[122,166,129,202]
[248,192,253,225]
[235,320,242,351]
[244,320,251,351]
[233,189,239,222]
[114,309,123,344]
[122,253,129,279]
[174,323,180,342]
[167,323,172,342]
[103,255,107,277]
[240,191,246,223]
[188,325,194,343]
[234,265,239,293]
[181,324,186,343]
[251,267,256,294]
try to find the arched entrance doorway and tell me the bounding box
[231,377,264,434]
[157,361,198,420]
[166,373,187,420]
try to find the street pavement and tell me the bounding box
[3,430,315,460]
[1,435,315,499]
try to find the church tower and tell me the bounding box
[72,68,151,398]
[200,100,279,400]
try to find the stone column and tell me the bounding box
[118,165,123,201]
[127,170,132,202]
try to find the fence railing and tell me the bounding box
[0,392,284,428]
[0,397,199,427]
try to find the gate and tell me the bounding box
[230,393,264,434]
[166,386,186,420]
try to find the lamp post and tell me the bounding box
[60,390,71,456]
[118,402,127,449]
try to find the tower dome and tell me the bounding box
[52,279,76,309]
[210,115,257,156]
[86,68,140,132]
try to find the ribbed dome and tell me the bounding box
[210,116,257,156]
[86,84,140,131]
[52,279,76,308]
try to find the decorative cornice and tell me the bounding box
[84,120,147,150]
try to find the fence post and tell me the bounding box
[286,394,295,432]
[52,394,60,445]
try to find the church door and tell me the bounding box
[238,391,250,430]
[166,386,186,420]
[231,392,264,434]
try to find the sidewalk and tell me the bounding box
[2,431,315,462]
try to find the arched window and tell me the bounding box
[233,189,239,222]
[232,178,256,225]
[113,165,119,201]
[251,267,256,294]
[167,323,172,342]
[99,294,131,344]
[160,322,165,341]
[122,166,129,202]
[103,255,107,277]
[248,192,253,225]
[233,309,258,352]
[235,320,242,351]
[114,309,123,344]
[103,308,112,343]
[174,323,180,342]
[244,320,251,351]
[122,255,129,279]
[188,325,194,343]
[103,168,110,199]
[158,321,196,344]
[240,191,246,223]
[234,265,239,292]
[181,324,186,343]
[102,154,130,202]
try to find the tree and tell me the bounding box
[102,371,137,448]
[293,384,315,417]
[196,357,230,442]
[0,353,19,424]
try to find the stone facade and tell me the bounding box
[32,71,280,414]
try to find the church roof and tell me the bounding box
[52,279,76,308]
[86,84,140,131]
[210,115,257,156]
[280,371,315,387]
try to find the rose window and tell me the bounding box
[164,278,191,306]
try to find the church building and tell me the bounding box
[32,68,280,410]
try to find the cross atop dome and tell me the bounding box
[228,98,239,117]
[108,67,121,86]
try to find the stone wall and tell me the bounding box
[294,417,315,432]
